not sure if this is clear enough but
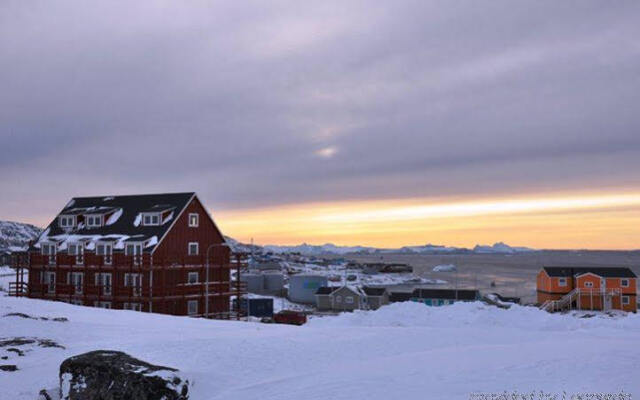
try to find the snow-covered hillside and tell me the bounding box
[0,220,41,252]
[1,296,637,400]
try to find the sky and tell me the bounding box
[1,1,640,249]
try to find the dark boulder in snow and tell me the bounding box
[59,350,189,400]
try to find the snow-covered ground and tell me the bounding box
[287,262,447,287]
[1,296,638,400]
[0,266,18,293]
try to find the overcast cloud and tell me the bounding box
[2,1,640,224]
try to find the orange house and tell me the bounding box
[537,266,637,312]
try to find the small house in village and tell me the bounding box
[537,266,637,312]
[362,287,389,309]
[12,192,245,318]
[315,286,390,311]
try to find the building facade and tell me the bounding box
[315,286,389,311]
[410,288,480,306]
[15,192,244,318]
[537,266,637,312]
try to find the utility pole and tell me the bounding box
[247,238,254,321]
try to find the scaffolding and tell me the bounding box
[11,247,248,320]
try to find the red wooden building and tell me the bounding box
[12,192,246,318]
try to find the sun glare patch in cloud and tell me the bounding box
[314,146,338,159]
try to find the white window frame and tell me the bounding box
[622,296,630,305]
[124,302,142,311]
[125,242,143,265]
[621,279,629,288]
[41,242,57,265]
[68,242,85,265]
[187,300,198,315]
[142,213,161,226]
[188,271,199,285]
[125,242,143,256]
[188,242,199,256]
[188,213,199,227]
[69,272,84,294]
[68,243,78,255]
[95,272,112,296]
[96,242,113,265]
[345,296,354,304]
[585,282,593,288]
[558,278,567,287]
[43,271,56,294]
[124,273,143,296]
[335,295,342,303]
[94,301,111,309]
[59,215,75,229]
[85,214,103,228]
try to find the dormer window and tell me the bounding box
[142,213,160,226]
[59,215,76,229]
[86,215,103,228]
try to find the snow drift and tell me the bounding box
[1,296,638,400]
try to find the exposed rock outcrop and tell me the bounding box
[60,350,189,400]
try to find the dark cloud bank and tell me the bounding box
[1,1,640,222]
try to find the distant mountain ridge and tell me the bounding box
[227,237,535,256]
[0,221,42,252]
[1,222,534,256]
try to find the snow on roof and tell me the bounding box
[105,208,123,226]
[32,192,196,253]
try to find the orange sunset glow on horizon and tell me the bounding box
[213,190,640,250]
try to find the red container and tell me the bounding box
[273,310,307,326]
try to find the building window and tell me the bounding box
[41,243,57,265]
[188,272,199,284]
[188,300,198,315]
[124,273,142,296]
[41,243,56,256]
[345,296,354,304]
[188,213,199,227]
[585,282,593,288]
[143,213,160,226]
[335,295,342,303]
[43,271,56,293]
[69,272,84,294]
[96,242,113,265]
[95,273,112,296]
[125,243,143,265]
[125,243,142,256]
[59,215,75,228]
[558,278,567,287]
[622,296,630,305]
[68,243,85,264]
[94,301,111,309]
[188,242,199,256]
[86,215,102,228]
[68,243,78,255]
[621,279,629,287]
[124,303,142,311]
